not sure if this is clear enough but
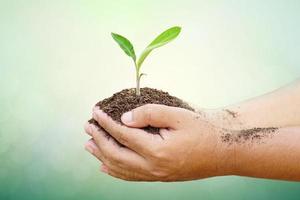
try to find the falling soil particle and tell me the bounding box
[224,109,238,118]
[89,87,194,134]
[221,127,278,144]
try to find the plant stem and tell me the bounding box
[136,71,140,96]
[135,63,140,96]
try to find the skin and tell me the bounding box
[84,79,300,182]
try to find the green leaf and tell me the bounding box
[111,33,136,61]
[137,26,181,69]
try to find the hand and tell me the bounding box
[84,104,235,181]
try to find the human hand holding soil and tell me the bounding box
[84,79,300,182]
[85,104,234,181]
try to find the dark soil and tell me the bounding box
[88,87,278,144]
[89,87,194,134]
[221,127,278,144]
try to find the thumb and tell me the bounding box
[121,104,190,129]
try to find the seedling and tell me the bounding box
[111,26,181,96]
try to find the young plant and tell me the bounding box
[111,26,181,96]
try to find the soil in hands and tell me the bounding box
[89,87,194,134]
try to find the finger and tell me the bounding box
[85,138,142,174]
[84,138,105,162]
[121,104,194,129]
[84,122,93,136]
[92,109,157,155]
[88,123,151,171]
[85,126,117,166]
[85,137,124,169]
[98,152,156,180]
[101,164,156,182]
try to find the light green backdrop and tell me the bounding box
[0,0,300,199]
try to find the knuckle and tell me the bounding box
[151,146,167,160]
[144,104,154,122]
[107,123,127,144]
[150,145,168,162]
[117,128,128,145]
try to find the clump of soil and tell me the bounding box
[221,127,278,144]
[89,87,194,134]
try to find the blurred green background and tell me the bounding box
[0,0,300,199]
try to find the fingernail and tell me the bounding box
[121,111,133,124]
[85,145,94,154]
[101,165,108,173]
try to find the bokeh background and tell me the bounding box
[1,0,300,199]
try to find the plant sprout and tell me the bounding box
[111,26,181,96]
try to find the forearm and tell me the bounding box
[217,79,300,129]
[208,79,300,181]
[235,126,300,181]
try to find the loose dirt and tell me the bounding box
[89,87,194,134]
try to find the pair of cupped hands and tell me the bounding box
[84,104,234,181]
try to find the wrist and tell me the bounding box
[214,128,237,176]
[201,108,241,176]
